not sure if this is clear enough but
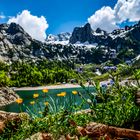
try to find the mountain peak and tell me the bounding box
[84,23,92,29]
[6,23,25,35]
[69,23,93,44]
[0,22,33,46]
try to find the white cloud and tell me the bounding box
[88,6,118,32]
[8,10,49,42]
[114,0,140,22]
[0,13,6,19]
[88,0,140,32]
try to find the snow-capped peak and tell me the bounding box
[46,32,71,45]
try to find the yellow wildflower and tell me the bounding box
[30,101,35,105]
[57,92,66,97]
[15,98,23,104]
[72,91,78,95]
[57,93,61,97]
[44,102,49,106]
[33,93,39,98]
[61,92,66,95]
[42,88,49,93]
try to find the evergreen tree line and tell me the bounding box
[0,60,78,87]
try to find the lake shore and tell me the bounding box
[13,80,113,91]
[13,83,92,91]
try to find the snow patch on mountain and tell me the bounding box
[136,55,140,61]
[73,41,97,49]
[46,31,98,48]
[109,27,134,39]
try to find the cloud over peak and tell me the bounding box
[88,0,140,32]
[8,10,49,42]
[114,0,140,22]
[88,6,117,32]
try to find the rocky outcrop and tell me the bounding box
[0,111,19,122]
[69,23,94,44]
[69,21,140,61]
[109,21,140,53]
[25,122,140,140]
[0,111,29,133]
[0,87,19,107]
[0,22,45,62]
[0,23,107,64]
[77,122,140,139]
[0,111,19,133]
[69,23,113,45]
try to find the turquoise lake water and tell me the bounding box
[0,87,95,114]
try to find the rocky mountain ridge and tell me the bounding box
[69,22,140,47]
[0,21,140,64]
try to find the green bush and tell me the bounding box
[93,73,109,81]
[0,71,10,86]
[0,60,79,87]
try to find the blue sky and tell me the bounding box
[0,0,140,41]
[0,0,117,34]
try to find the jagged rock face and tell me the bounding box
[109,22,140,53]
[0,23,32,45]
[69,23,94,44]
[0,23,107,64]
[69,21,140,54]
[69,23,112,45]
[0,23,45,62]
[128,23,140,41]
[57,32,71,41]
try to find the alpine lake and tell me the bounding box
[0,87,95,115]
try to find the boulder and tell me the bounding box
[0,87,19,107]
[0,111,29,133]
[0,111,19,133]
[76,122,140,139]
